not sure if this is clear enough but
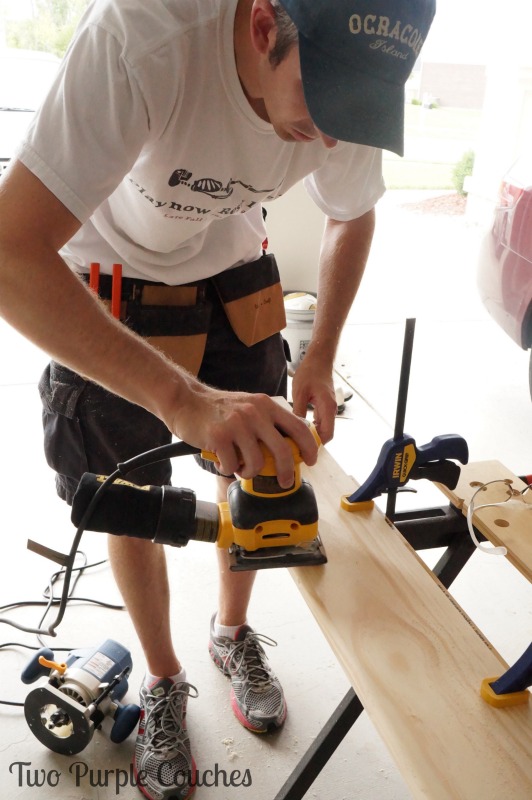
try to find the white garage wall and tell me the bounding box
[265,181,325,294]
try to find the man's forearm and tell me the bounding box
[290,208,376,442]
[0,161,194,427]
[0,240,194,423]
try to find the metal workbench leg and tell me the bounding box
[273,688,364,800]
[432,532,477,588]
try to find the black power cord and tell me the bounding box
[0,553,124,707]
[0,439,199,708]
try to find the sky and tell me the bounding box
[1,0,32,21]
[423,0,532,65]
[422,0,489,64]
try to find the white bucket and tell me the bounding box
[283,292,316,371]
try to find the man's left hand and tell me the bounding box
[291,357,337,444]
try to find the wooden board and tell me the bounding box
[290,448,532,800]
[436,459,532,583]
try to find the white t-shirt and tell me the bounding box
[18,0,385,284]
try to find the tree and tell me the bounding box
[5,0,91,57]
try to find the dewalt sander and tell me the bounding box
[70,425,327,571]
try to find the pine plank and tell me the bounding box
[290,448,532,800]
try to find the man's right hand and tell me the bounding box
[166,385,319,488]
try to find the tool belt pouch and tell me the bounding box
[211,253,286,347]
[125,285,211,376]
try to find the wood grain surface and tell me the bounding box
[438,459,532,582]
[290,449,532,800]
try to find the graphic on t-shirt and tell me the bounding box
[168,168,277,199]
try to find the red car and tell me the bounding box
[477,156,532,396]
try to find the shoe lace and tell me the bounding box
[225,633,277,688]
[144,682,198,756]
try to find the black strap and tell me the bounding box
[79,272,162,302]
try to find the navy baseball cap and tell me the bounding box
[278,0,436,155]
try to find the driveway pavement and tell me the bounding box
[334,189,532,477]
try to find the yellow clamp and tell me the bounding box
[340,496,375,513]
[480,677,530,708]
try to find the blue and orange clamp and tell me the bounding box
[341,432,469,512]
[481,642,532,708]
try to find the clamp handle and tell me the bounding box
[416,434,469,466]
[38,656,67,676]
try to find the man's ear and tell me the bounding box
[249,0,277,56]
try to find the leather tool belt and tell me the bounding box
[79,253,286,375]
[211,253,286,347]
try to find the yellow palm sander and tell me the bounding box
[71,426,327,571]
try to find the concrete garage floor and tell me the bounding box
[0,191,531,799]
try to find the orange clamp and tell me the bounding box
[340,495,375,513]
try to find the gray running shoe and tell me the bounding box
[133,677,197,800]
[208,614,287,733]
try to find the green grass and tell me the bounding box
[383,105,482,190]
